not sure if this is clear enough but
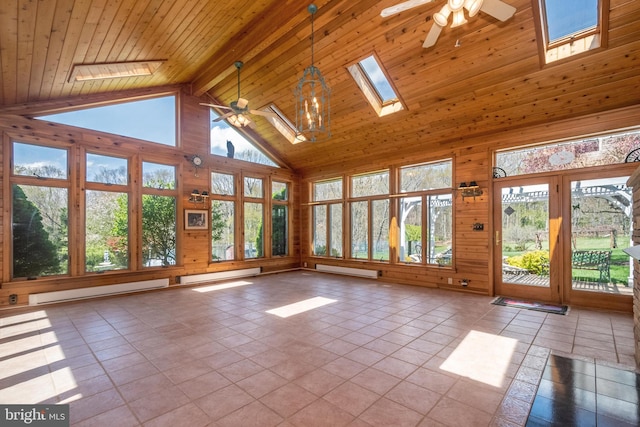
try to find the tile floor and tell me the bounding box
[0,271,637,426]
[526,354,640,426]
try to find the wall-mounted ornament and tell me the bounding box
[190,155,203,176]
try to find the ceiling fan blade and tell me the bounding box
[200,102,233,111]
[380,0,434,18]
[249,109,277,118]
[422,23,443,48]
[479,0,516,21]
[212,112,234,122]
[236,98,249,109]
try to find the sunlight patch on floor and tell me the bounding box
[440,330,518,388]
[266,296,337,318]
[192,280,253,293]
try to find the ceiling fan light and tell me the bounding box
[464,0,483,17]
[450,9,468,28]
[448,0,465,12]
[433,5,451,27]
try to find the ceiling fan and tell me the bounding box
[381,0,516,48]
[200,61,275,128]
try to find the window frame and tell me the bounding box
[347,53,405,117]
[83,149,132,273]
[7,137,73,280]
[532,0,609,66]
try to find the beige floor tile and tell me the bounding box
[323,381,380,416]
[0,271,636,427]
[359,397,424,427]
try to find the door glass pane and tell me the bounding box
[272,205,288,256]
[501,184,550,287]
[570,177,632,294]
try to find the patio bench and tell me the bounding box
[571,250,611,283]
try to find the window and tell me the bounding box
[312,178,344,257]
[351,171,389,198]
[11,142,69,278]
[272,181,289,256]
[351,201,369,259]
[397,161,453,265]
[313,178,343,201]
[263,104,305,144]
[244,176,264,258]
[244,202,263,259]
[211,172,236,261]
[534,0,607,64]
[495,129,640,177]
[141,162,176,267]
[209,109,278,167]
[37,95,177,146]
[349,171,390,260]
[347,54,404,117]
[400,160,452,192]
[85,153,129,272]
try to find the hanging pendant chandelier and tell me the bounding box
[295,4,331,143]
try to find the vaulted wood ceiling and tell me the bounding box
[1,0,639,174]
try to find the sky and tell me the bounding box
[34,94,275,167]
[544,0,598,41]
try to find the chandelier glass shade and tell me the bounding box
[295,4,331,143]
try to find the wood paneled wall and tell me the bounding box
[0,87,299,308]
[300,104,640,296]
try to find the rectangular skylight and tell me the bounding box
[348,54,404,117]
[359,56,398,104]
[263,104,306,144]
[69,61,164,82]
[535,0,606,64]
[543,0,598,43]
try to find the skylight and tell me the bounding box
[209,109,277,167]
[348,54,404,117]
[263,104,306,144]
[37,95,176,146]
[535,0,607,64]
[69,61,164,82]
[544,0,598,42]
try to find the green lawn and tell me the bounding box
[503,237,631,285]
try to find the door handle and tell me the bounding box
[495,230,501,246]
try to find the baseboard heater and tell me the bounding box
[28,278,169,306]
[179,267,261,285]
[315,264,380,279]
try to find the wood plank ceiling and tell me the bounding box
[0,0,639,174]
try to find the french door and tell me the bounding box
[494,171,633,310]
[494,176,562,303]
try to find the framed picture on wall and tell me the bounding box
[185,209,208,230]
